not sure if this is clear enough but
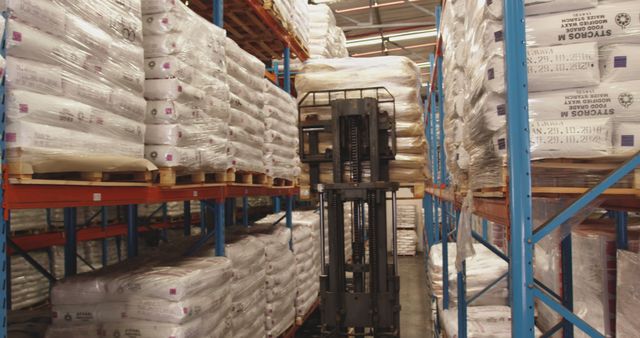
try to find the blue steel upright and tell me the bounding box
[283,46,291,94]
[64,207,78,276]
[213,0,223,27]
[215,201,225,256]
[503,0,535,335]
[184,201,192,236]
[127,205,139,258]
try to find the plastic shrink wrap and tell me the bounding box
[225,37,266,174]
[224,236,267,338]
[571,224,640,338]
[297,56,428,185]
[440,304,543,338]
[428,243,508,307]
[616,250,640,338]
[142,1,231,173]
[47,248,234,338]
[255,227,297,337]
[263,80,301,180]
[307,4,348,58]
[443,0,640,191]
[2,0,156,175]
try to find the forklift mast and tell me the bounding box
[299,88,401,337]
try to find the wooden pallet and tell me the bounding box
[230,170,269,185]
[9,167,152,186]
[472,158,640,197]
[156,168,235,187]
[268,176,298,187]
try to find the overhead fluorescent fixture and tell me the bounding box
[346,29,437,48]
[416,62,431,68]
[336,0,420,13]
[351,42,436,57]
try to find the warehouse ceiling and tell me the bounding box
[318,0,440,86]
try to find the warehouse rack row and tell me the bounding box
[423,2,640,338]
[0,0,314,336]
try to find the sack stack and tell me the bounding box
[255,228,297,337]
[4,0,152,176]
[142,1,231,174]
[263,80,301,181]
[307,4,349,59]
[226,38,267,175]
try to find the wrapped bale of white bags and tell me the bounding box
[447,0,640,191]
[142,1,231,173]
[617,250,640,338]
[255,227,297,337]
[263,80,301,181]
[296,56,428,184]
[226,38,267,174]
[46,252,234,338]
[307,4,348,59]
[289,211,321,319]
[224,236,267,338]
[4,0,155,176]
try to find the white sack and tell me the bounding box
[529,118,612,158]
[525,1,640,47]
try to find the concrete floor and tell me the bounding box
[399,255,433,338]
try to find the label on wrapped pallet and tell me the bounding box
[529,80,640,120]
[529,118,613,158]
[526,1,640,47]
[600,44,640,83]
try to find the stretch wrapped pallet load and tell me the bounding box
[617,250,640,338]
[3,0,156,176]
[288,211,321,318]
[397,205,418,256]
[442,0,640,192]
[307,4,348,59]
[224,236,267,338]
[440,304,543,337]
[142,1,231,175]
[263,80,301,181]
[296,56,428,184]
[11,251,49,310]
[428,243,509,307]
[226,38,267,175]
[255,228,297,338]
[46,253,234,338]
[571,224,640,338]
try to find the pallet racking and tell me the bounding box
[0,1,313,336]
[424,2,640,338]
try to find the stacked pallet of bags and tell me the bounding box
[296,57,428,184]
[263,80,301,181]
[255,228,297,337]
[397,205,418,256]
[11,251,50,310]
[291,211,321,320]
[266,0,310,51]
[460,0,640,191]
[225,236,267,338]
[571,223,640,338]
[52,238,126,278]
[616,250,640,337]
[142,1,231,174]
[10,210,47,232]
[46,254,233,338]
[3,0,153,175]
[225,38,267,175]
[441,0,470,190]
[307,4,349,58]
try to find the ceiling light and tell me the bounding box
[336,0,419,14]
[416,62,431,68]
[346,29,437,48]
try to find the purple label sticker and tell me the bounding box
[12,31,22,42]
[494,30,503,42]
[497,104,506,116]
[488,68,495,80]
[165,108,173,115]
[621,135,634,147]
[6,133,16,142]
[614,56,627,68]
[498,138,506,150]
[19,104,28,113]
[166,154,174,161]
[163,62,171,70]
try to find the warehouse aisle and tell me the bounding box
[399,255,432,338]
